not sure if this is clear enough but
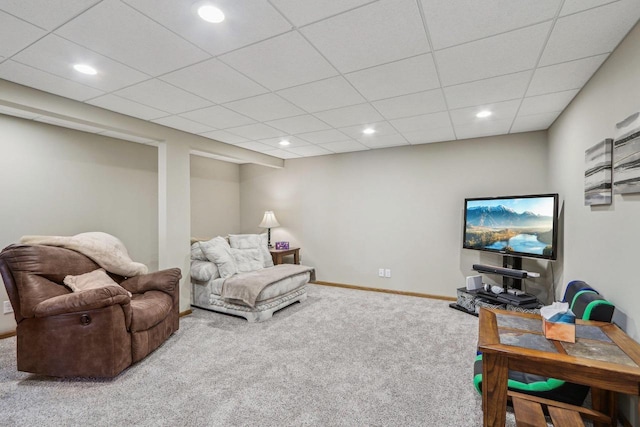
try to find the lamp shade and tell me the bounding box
[258,211,280,229]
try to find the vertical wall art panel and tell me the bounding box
[613,111,640,194]
[585,138,613,205]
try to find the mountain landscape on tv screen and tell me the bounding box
[464,204,554,256]
[465,205,551,228]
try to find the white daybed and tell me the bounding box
[190,234,314,322]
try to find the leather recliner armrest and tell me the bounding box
[120,268,181,297]
[33,286,131,318]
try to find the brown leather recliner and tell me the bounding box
[0,244,181,378]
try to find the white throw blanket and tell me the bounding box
[20,232,148,277]
[222,264,315,307]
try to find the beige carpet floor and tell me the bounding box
[0,284,522,426]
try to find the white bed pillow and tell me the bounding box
[230,248,263,273]
[259,233,274,268]
[190,260,219,282]
[229,234,273,268]
[199,237,237,279]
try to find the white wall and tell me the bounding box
[190,155,241,238]
[0,114,158,333]
[549,21,640,425]
[240,132,550,298]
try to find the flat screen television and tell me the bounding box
[462,193,559,260]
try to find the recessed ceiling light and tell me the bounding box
[279,140,290,146]
[362,128,376,135]
[73,64,97,75]
[476,110,492,118]
[198,4,225,23]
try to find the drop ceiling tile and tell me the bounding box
[225,123,288,140]
[122,0,291,56]
[454,119,513,140]
[449,100,520,127]
[259,136,310,149]
[358,133,409,148]
[372,89,447,120]
[390,111,451,133]
[114,79,212,114]
[560,0,617,16]
[160,59,267,104]
[223,93,304,122]
[235,141,278,153]
[277,76,365,113]
[511,112,559,133]
[421,0,561,49]
[436,22,552,87]
[151,116,215,134]
[285,144,333,157]
[319,140,369,153]
[0,0,101,31]
[0,11,47,58]
[265,114,330,134]
[0,60,104,101]
[88,94,168,120]
[13,34,150,92]
[220,31,338,91]
[339,121,398,139]
[519,90,579,116]
[180,106,255,129]
[527,54,608,96]
[444,71,532,109]
[314,103,383,128]
[55,0,209,76]
[35,116,105,133]
[296,129,351,144]
[199,130,250,144]
[263,149,301,159]
[269,0,374,26]
[301,0,429,73]
[402,126,456,144]
[539,1,640,66]
[346,54,439,101]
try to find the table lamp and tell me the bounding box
[258,210,280,248]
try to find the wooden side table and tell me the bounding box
[269,247,300,265]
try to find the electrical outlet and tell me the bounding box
[385,269,391,278]
[378,268,384,277]
[3,301,13,314]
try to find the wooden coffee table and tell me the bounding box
[478,308,640,427]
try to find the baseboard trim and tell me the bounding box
[179,309,192,317]
[311,281,456,302]
[0,330,16,340]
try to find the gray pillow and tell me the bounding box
[230,248,263,273]
[199,237,238,279]
[229,233,273,268]
[190,260,219,282]
[191,242,208,261]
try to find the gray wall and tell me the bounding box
[190,155,241,239]
[549,22,640,425]
[549,22,640,339]
[0,114,158,332]
[240,132,550,298]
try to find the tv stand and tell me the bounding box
[473,255,528,290]
[450,255,542,316]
